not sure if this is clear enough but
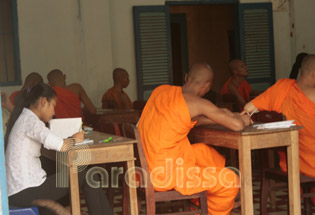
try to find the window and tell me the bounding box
[133,6,173,100]
[133,2,275,98]
[239,3,275,90]
[0,0,21,86]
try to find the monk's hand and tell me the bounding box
[239,113,252,126]
[240,110,250,116]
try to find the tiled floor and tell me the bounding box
[80,171,315,215]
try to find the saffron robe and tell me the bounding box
[221,77,252,103]
[138,85,239,215]
[10,91,19,105]
[52,86,83,119]
[101,87,132,109]
[252,79,315,178]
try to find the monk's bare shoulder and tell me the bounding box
[66,83,83,96]
[182,92,218,118]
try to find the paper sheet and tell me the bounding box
[49,117,82,138]
[253,120,295,129]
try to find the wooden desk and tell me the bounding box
[84,109,141,132]
[188,125,301,215]
[42,131,138,215]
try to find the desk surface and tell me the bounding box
[96,108,140,114]
[42,131,136,160]
[82,130,136,148]
[189,125,302,150]
[193,124,302,135]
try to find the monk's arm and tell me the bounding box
[102,100,109,109]
[199,100,251,131]
[77,85,97,114]
[120,93,133,109]
[228,82,246,107]
[192,115,216,126]
[102,100,118,109]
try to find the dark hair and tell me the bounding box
[5,83,56,150]
[289,52,308,79]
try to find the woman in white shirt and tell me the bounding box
[5,83,113,215]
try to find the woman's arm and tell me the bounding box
[60,130,85,152]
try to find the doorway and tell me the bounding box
[169,4,236,93]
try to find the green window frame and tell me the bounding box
[0,0,21,87]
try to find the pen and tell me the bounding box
[79,122,83,132]
[249,108,258,117]
[99,136,112,143]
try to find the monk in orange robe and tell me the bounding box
[138,63,252,215]
[221,59,253,110]
[9,72,43,105]
[47,69,96,119]
[244,54,315,204]
[102,68,133,109]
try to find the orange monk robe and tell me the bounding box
[9,90,19,105]
[52,86,83,119]
[221,77,252,102]
[252,79,315,178]
[138,85,239,215]
[101,87,132,109]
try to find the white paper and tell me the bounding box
[75,138,94,145]
[253,120,295,129]
[49,117,82,138]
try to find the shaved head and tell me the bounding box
[47,69,65,86]
[184,63,214,97]
[187,63,213,85]
[300,54,315,77]
[113,68,128,83]
[228,59,242,73]
[23,72,43,89]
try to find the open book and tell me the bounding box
[48,118,94,145]
[253,120,295,129]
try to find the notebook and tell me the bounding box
[253,120,295,129]
[48,118,94,145]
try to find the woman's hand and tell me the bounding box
[60,130,85,152]
[72,130,85,143]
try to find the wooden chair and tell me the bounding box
[222,94,240,112]
[133,100,147,112]
[256,111,315,215]
[121,123,208,215]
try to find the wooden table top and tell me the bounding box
[191,124,302,135]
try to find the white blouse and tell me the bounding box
[6,108,63,196]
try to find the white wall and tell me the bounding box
[291,0,315,56]
[1,0,113,107]
[272,8,292,79]
[1,0,314,106]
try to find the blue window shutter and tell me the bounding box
[239,3,275,90]
[133,6,173,100]
[0,97,9,214]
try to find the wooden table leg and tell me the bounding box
[239,136,253,215]
[287,130,301,215]
[69,165,81,215]
[126,160,139,215]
